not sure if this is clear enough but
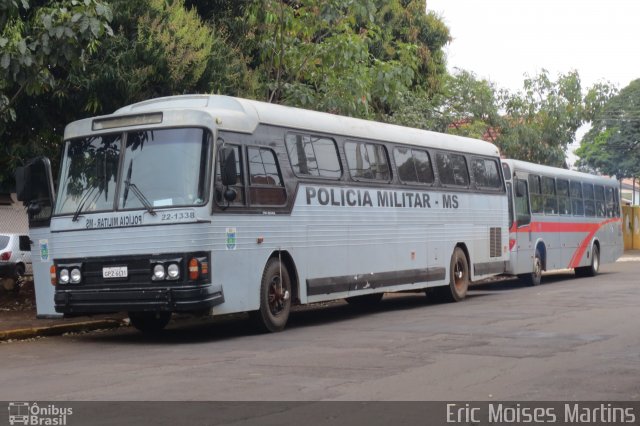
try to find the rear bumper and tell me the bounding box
[54,283,224,314]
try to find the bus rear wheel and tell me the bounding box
[251,258,291,333]
[576,245,599,277]
[128,311,171,334]
[435,247,469,303]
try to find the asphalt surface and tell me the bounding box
[1,259,639,402]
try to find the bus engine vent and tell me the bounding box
[489,227,501,258]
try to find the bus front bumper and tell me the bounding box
[54,283,224,314]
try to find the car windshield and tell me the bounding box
[54,128,210,215]
[0,235,9,250]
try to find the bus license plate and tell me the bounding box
[103,266,128,279]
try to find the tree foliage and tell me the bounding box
[0,0,113,186]
[576,79,640,179]
[239,0,450,118]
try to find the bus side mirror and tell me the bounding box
[19,235,31,251]
[15,166,32,203]
[219,147,237,187]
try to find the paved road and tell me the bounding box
[2,260,639,401]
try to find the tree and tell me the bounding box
[1,0,254,187]
[239,0,450,118]
[497,70,586,166]
[576,79,640,179]
[0,0,113,186]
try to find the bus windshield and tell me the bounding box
[55,127,210,215]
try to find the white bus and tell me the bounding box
[17,95,509,333]
[502,159,623,285]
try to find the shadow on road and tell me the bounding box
[77,271,610,344]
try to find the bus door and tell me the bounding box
[513,177,533,274]
[15,157,60,317]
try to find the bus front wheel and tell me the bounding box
[250,258,292,333]
[128,311,171,334]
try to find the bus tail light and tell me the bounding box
[0,251,11,261]
[50,265,57,286]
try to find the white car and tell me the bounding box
[0,233,32,277]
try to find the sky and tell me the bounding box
[426,0,640,166]
[427,0,640,92]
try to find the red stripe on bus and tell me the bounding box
[509,218,621,268]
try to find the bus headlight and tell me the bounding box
[153,264,166,280]
[59,268,70,285]
[167,263,180,280]
[70,268,82,284]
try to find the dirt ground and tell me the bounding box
[0,277,36,314]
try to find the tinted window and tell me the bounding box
[472,158,502,189]
[394,147,434,184]
[594,185,605,217]
[570,181,584,216]
[345,141,391,181]
[286,134,341,179]
[528,174,543,213]
[0,235,8,250]
[583,183,595,217]
[605,187,616,218]
[247,147,286,205]
[436,152,469,186]
[557,179,571,215]
[542,176,557,214]
[502,162,511,180]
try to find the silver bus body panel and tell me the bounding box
[502,159,623,276]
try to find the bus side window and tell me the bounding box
[215,144,245,205]
[594,185,606,217]
[570,180,584,216]
[506,182,514,227]
[583,183,595,217]
[345,141,391,181]
[394,147,434,184]
[436,152,469,187]
[557,179,571,215]
[471,158,502,189]
[604,186,616,218]
[286,134,342,179]
[528,174,543,213]
[614,188,621,217]
[515,178,531,227]
[247,147,287,206]
[542,176,557,215]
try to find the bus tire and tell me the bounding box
[251,258,292,333]
[519,249,542,286]
[128,311,171,334]
[576,245,599,277]
[346,293,384,306]
[442,247,469,302]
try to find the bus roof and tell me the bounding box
[502,158,618,186]
[66,95,501,158]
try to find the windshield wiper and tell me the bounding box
[72,185,102,222]
[122,160,156,216]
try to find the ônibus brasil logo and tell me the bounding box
[7,402,73,426]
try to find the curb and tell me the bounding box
[0,319,126,341]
